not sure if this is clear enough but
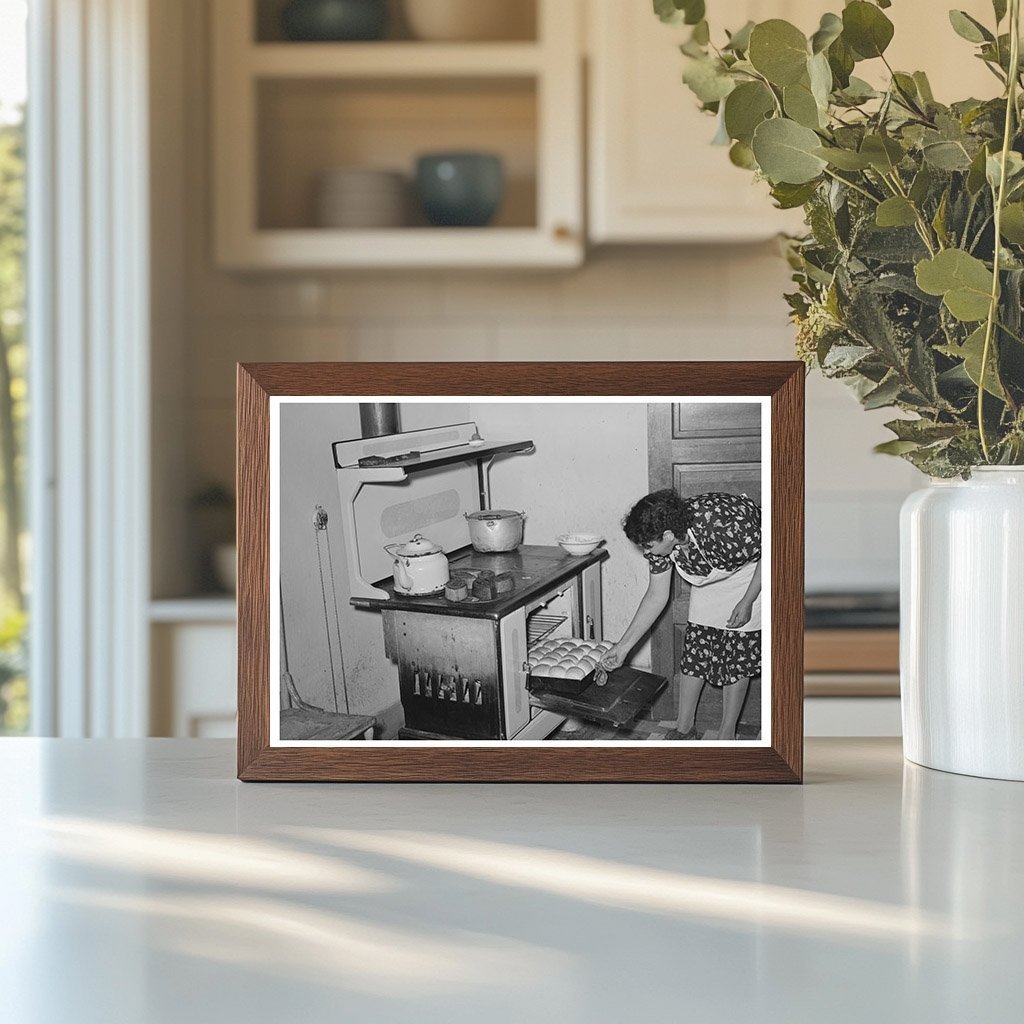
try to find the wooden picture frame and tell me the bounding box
[237,362,804,782]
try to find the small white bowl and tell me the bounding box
[557,533,603,556]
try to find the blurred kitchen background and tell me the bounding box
[3,0,997,739]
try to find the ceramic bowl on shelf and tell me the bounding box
[403,0,535,42]
[415,152,504,227]
[281,0,388,42]
[315,167,408,228]
[557,533,604,557]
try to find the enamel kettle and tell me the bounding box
[384,534,450,595]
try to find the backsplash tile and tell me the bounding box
[182,250,916,592]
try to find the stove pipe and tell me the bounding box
[359,402,401,438]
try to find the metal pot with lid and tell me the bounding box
[464,509,526,553]
[383,533,450,595]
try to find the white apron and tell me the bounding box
[673,529,761,632]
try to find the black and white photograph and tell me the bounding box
[270,397,770,746]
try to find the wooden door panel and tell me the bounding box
[674,403,762,439]
[648,403,762,690]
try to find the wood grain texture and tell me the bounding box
[236,361,805,783]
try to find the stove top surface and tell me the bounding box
[352,544,608,619]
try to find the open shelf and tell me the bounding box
[254,0,538,45]
[256,76,538,232]
[213,0,582,268]
[249,42,543,77]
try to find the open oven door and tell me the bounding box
[528,668,668,731]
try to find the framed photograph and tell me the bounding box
[237,362,804,782]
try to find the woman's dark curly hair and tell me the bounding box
[622,489,693,547]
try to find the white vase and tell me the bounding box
[900,467,1024,780]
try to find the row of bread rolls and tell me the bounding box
[527,637,614,679]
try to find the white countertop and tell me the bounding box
[1,738,1020,1023]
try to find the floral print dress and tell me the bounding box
[645,492,761,688]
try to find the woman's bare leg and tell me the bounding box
[676,673,705,732]
[718,675,751,740]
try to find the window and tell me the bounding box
[0,0,28,734]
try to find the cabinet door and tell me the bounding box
[647,402,763,713]
[588,0,810,243]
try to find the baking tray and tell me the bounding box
[529,667,668,729]
[527,667,596,698]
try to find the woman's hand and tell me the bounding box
[727,598,754,630]
[600,644,626,671]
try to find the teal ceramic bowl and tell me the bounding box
[281,0,388,42]
[415,153,505,228]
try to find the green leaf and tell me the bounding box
[729,140,757,169]
[922,140,973,171]
[748,20,809,87]
[915,250,994,322]
[808,51,833,109]
[723,81,775,145]
[751,118,828,184]
[724,20,755,53]
[862,374,903,409]
[860,133,904,173]
[784,80,824,129]
[986,150,1024,191]
[653,0,705,26]
[993,0,1008,24]
[1000,203,1024,244]
[884,418,964,443]
[967,144,991,194]
[837,76,879,104]
[913,71,935,104]
[771,180,820,209]
[939,325,1006,398]
[827,36,855,88]
[682,0,705,25]
[814,146,872,170]
[876,197,918,228]
[682,57,736,104]
[842,1,895,59]
[891,72,922,110]
[810,12,843,54]
[948,10,994,44]
[909,164,933,205]
[691,19,710,45]
[874,439,922,455]
[932,190,950,247]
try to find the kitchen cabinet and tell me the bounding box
[587,0,809,243]
[149,600,237,737]
[211,0,583,269]
[586,0,998,244]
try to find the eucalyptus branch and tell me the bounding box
[749,68,784,117]
[969,213,994,253]
[822,167,881,205]
[884,170,939,254]
[978,0,1021,461]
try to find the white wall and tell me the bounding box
[277,400,470,726]
[473,402,649,648]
